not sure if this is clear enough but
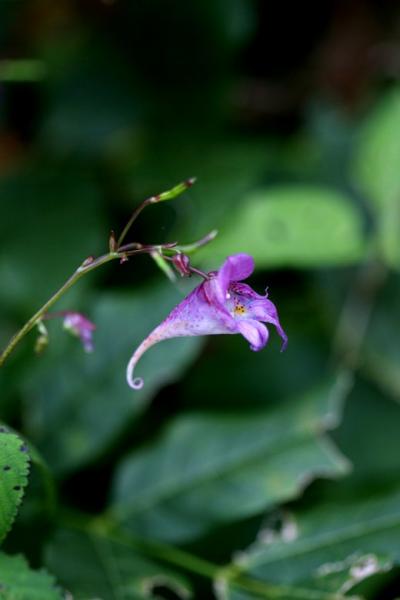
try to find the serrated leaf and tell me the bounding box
[219,482,400,599]
[353,87,400,268]
[0,429,30,544]
[23,281,203,475]
[198,185,365,269]
[45,527,192,600]
[110,376,351,543]
[0,552,62,600]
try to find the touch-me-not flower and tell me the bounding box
[127,253,287,390]
[63,312,96,352]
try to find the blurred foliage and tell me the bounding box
[1,1,400,599]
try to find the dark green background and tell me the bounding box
[1,1,400,599]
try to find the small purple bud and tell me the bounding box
[63,312,96,352]
[172,253,191,277]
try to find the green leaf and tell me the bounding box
[353,87,400,268]
[0,429,30,544]
[0,552,62,600]
[45,527,192,600]
[333,378,400,483]
[23,281,203,475]
[198,185,365,269]
[359,274,400,403]
[220,372,400,598]
[110,376,351,543]
[218,480,400,600]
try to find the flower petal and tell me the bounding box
[127,282,236,390]
[240,296,288,352]
[236,319,269,351]
[63,313,96,353]
[230,282,266,300]
[214,254,255,302]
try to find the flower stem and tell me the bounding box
[0,252,118,367]
[117,178,195,248]
[61,510,347,600]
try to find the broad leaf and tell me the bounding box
[353,87,400,268]
[0,552,62,600]
[0,429,30,544]
[198,185,365,268]
[219,379,400,600]
[111,377,350,543]
[45,527,192,600]
[23,282,203,475]
[217,481,400,600]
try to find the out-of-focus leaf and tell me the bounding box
[0,429,30,544]
[110,376,350,543]
[353,87,400,268]
[23,282,203,475]
[333,378,400,483]
[0,552,62,600]
[0,161,106,311]
[218,481,400,600]
[45,527,192,600]
[219,378,400,598]
[359,274,400,403]
[198,185,365,268]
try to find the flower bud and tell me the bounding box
[172,253,191,277]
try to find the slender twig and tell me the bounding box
[173,229,218,254]
[0,252,116,367]
[116,178,195,248]
[59,510,349,600]
[0,245,174,366]
[0,178,209,367]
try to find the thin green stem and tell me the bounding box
[60,510,349,600]
[61,510,218,580]
[116,178,195,248]
[0,177,202,368]
[0,252,118,367]
[117,198,154,248]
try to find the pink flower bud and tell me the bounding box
[172,253,191,277]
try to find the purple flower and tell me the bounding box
[63,312,96,352]
[127,253,287,390]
